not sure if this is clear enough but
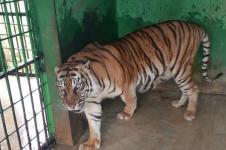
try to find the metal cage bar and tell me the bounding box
[0,98,11,149]
[8,0,41,148]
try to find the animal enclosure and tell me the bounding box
[1,0,226,150]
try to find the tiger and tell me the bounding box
[55,20,222,150]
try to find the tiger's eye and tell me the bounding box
[72,79,77,87]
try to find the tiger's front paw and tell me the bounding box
[79,140,100,150]
[171,100,186,108]
[79,144,96,150]
[184,110,195,121]
[117,111,132,120]
[171,100,183,108]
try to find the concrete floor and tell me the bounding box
[53,88,226,150]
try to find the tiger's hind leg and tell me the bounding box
[185,83,199,121]
[117,85,137,120]
[174,66,199,121]
[175,78,199,121]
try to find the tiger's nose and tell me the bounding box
[67,101,76,107]
[63,98,75,106]
[66,100,76,107]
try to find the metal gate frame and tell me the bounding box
[0,0,55,149]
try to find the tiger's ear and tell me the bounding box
[55,67,59,73]
[84,60,90,69]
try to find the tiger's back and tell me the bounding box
[67,21,205,94]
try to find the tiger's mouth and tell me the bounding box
[71,100,85,113]
[73,109,83,113]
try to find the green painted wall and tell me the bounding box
[116,0,226,79]
[31,0,82,145]
[55,0,226,80]
[55,0,117,62]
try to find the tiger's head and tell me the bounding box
[55,60,92,113]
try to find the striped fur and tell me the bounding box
[55,20,222,150]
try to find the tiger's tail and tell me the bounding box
[201,31,223,82]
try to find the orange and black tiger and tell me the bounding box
[55,20,222,150]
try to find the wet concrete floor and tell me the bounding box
[54,88,226,150]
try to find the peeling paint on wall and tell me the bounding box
[54,0,117,61]
[116,0,226,34]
